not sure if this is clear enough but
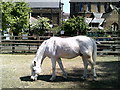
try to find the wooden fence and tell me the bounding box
[0,36,119,56]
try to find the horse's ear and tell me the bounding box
[34,61,36,66]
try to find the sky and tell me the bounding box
[62,0,70,13]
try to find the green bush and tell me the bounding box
[61,16,89,36]
[30,17,51,36]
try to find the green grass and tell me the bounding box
[0,54,119,89]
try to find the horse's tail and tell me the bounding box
[92,39,97,65]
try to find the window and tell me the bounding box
[104,2,107,12]
[88,2,91,12]
[111,23,119,31]
[80,2,83,12]
[90,23,99,27]
[97,2,101,12]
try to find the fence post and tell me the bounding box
[12,43,15,53]
[28,45,30,52]
[37,36,40,49]
[0,34,2,53]
[12,36,15,53]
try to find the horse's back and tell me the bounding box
[49,36,91,42]
[48,36,95,50]
[45,36,96,59]
[46,36,80,58]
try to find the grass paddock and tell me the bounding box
[0,54,119,89]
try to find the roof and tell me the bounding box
[93,13,103,18]
[85,18,92,24]
[28,2,60,8]
[2,0,61,8]
[3,0,60,2]
[91,18,104,25]
[25,0,61,8]
[69,0,120,2]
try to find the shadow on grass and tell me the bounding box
[86,61,120,88]
[20,61,120,88]
[20,68,88,82]
[20,74,84,82]
[65,61,120,88]
[20,76,33,82]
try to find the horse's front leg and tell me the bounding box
[57,58,67,79]
[50,58,56,81]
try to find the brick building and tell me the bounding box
[69,0,120,31]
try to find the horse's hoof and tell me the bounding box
[49,79,54,82]
[49,79,57,82]
[49,79,53,81]
[80,76,87,81]
[49,77,56,82]
[93,77,97,81]
[63,76,67,79]
[63,73,67,79]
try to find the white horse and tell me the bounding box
[31,36,97,81]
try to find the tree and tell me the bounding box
[61,16,88,36]
[0,2,2,31]
[1,1,31,35]
[30,16,51,36]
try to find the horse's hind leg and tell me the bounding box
[87,56,97,80]
[81,56,88,80]
[57,58,67,79]
[50,58,57,81]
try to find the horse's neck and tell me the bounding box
[36,41,46,65]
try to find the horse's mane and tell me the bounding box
[36,40,47,58]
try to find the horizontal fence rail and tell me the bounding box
[0,36,50,53]
[0,36,119,56]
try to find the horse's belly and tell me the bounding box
[59,53,78,59]
[57,49,79,59]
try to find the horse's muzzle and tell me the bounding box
[31,74,38,81]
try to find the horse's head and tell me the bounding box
[31,58,42,81]
[30,40,47,81]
